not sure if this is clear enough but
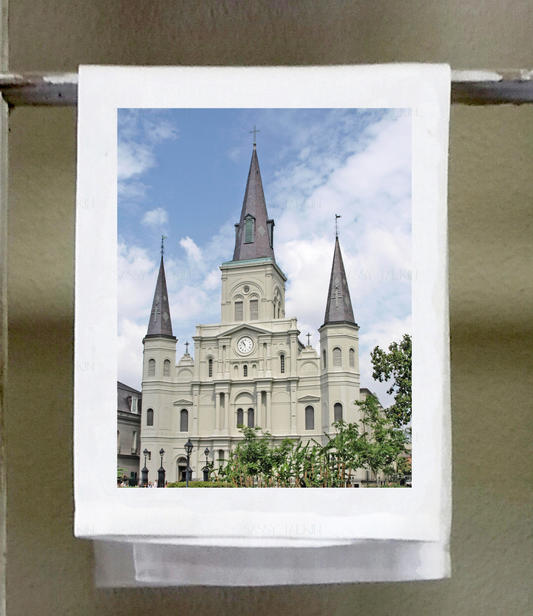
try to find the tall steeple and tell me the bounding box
[232,145,275,262]
[323,235,356,326]
[146,237,175,338]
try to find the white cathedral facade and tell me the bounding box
[139,144,369,483]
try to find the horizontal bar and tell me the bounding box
[0,70,532,107]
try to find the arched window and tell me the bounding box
[305,406,314,430]
[247,408,254,428]
[323,349,327,369]
[250,298,258,320]
[334,403,343,423]
[208,358,213,377]
[333,347,342,367]
[349,348,355,368]
[237,408,244,427]
[180,409,188,432]
[163,359,171,376]
[244,217,254,243]
[146,408,154,426]
[148,358,155,377]
[280,354,285,374]
[243,365,248,377]
[235,300,243,321]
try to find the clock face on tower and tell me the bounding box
[237,336,254,355]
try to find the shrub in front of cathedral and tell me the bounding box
[189,407,410,488]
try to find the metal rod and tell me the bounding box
[0,69,532,107]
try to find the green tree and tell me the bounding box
[355,393,410,486]
[370,333,412,427]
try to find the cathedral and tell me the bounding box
[139,143,368,483]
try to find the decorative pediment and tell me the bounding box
[297,395,321,403]
[218,323,271,338]
[173,399,193,406]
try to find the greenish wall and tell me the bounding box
[6,2,532,614]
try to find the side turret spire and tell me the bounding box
[146,238,175,338]
[232,144,276,262]
[323,229,356,327]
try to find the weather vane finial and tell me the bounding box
[161,235,167,257]
[250,125,260,148]
[335,214,341,237]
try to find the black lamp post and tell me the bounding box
[141,448,149,487]
[157,448,166,487]
[203,447,210,482]
[184,439,194,487]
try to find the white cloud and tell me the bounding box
[141,207,169,228]
[180,236,203,264]
[118,111,179,205]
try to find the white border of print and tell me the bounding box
[75,65,451,544]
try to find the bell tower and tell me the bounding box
[142,238,177,431]
[319,225,360,436]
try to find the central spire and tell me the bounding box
[232,146,276,262]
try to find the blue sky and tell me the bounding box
[117,108,412,406]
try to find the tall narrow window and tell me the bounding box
[244,217,254,243]
[278,306,280,319]
[180,409,189,432]
[250,299,258,320]
[237,408,244,426]
[117,430,120,453]
[208,358,213,377]
[131,431,138,454]
[235,301,243,321]
[333,347,342,367]
[349,348,355,368]
[218,449,224,466]
[280,354,285,374]
[243,365,248,377]
[305,406,314,430]
[323,350,327,369]
[163,359,171,376]
[334,403,343,422]
[131,398,138,413]
[247,408,254,428]
[148,358,155,377]
[147,408,154,426]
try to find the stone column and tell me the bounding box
[266,390,272,432]
[266,341,272,376]
[222,391,230,435]
[214,391,220,434]
[290,382,297,434]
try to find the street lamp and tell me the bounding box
[184,439,194,487]
[141,448,149,487]
[157,448,166,487]
[203,447,210,482]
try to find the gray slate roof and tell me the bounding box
[146,256,175,338]
[232,147,276,262]
[323,237,357,326]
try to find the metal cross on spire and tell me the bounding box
[306,332,311,346]
[250,125,260,147]
[185,341,190,354]
[161,235,167,257]
[335,214,341,237]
